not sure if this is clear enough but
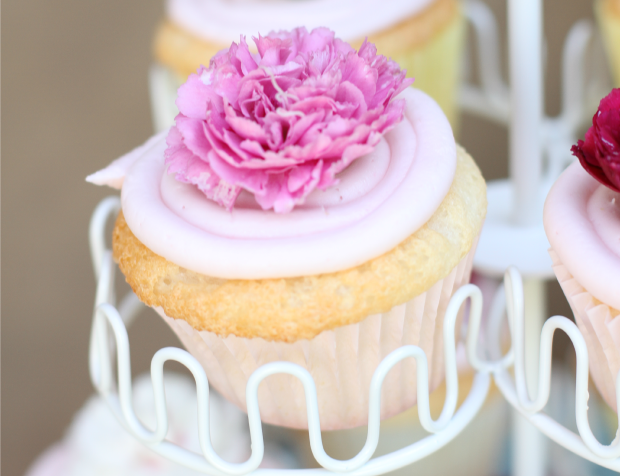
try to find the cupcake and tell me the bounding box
[544,88,620,411]
[89,28,487,430]
[596,0,620,87]
[25,373,293,476]
[151,0,465,130]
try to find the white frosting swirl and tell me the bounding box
[166,0,435,43]
[101,88,455,279]
[544,162,620,310]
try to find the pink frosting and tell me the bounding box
[90,88,456,279]
[160,136,399,238]
[588,186,620,259]
[544,161,620,309]
[86,130,168,189]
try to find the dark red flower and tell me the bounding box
[571,88,620,193]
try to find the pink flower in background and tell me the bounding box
[571,88,620,193]
[165,27,413,213]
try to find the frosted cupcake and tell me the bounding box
[596,0,620,87]
[25,374,291,476]
[544,89,620,411]
[151,0,465,129]
[90,28,486,430]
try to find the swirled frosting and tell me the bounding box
[544,161,620,309]
[88,88,456,279]
[166,0,435,44]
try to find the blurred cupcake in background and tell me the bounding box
[25,373,296,476]
[150,0,465,131]
[596,0,620,86]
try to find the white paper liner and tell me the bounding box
[156,240,478,430]
[550,248,620,412]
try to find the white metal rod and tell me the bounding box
[511,278,547,476]
[507,1,547,470]
[508,0,544,226]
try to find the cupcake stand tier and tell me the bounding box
[90,195,620,474]
[89,197,492,475]
[461,0,614,475]
[97,0,620,474]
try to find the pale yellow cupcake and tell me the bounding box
[596,0,620,86]
[152,0,465,127]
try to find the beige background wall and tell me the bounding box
[2,1,597,475]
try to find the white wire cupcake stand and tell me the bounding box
[89,195,620,474]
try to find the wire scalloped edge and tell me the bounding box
[476,267,620,471]
[88,197,491,475]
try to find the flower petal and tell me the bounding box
[165,26,411,213]
[572,89,620,192]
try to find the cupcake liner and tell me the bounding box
[155,238,478,431]
[596,0,620,87]
[550,248,620,412]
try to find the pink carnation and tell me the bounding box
[165,27,413,213]
[571,88,620,193]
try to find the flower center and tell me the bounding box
[261,66,305,118]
